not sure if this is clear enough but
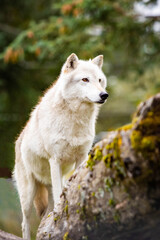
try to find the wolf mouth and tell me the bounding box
[96,100,105,104]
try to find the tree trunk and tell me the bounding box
[0,230,22,240]
[37,93,160,240]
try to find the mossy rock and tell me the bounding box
[37,94,160,240]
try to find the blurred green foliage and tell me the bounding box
[0,0,160,174]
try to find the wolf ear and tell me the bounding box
[92,55,103,68]
[63,53,79,72]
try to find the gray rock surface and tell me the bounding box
[0,230,23,240]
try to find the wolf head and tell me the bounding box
[58,53,108,104]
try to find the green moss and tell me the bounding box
[54,215,60,223]
[106,141,114,150]
[76,204,86,219]
[86,147,102,170]
[63,232,71,240]
[91,192,95,197]
[76,209,80,214]
[131,131,158,152]
[108,198,115,207]
[134,109,160,135]
[132,116,138,125]
[113,138,121,158]
[130,108,160,158]
[141,136,156,150]
[64,200,69,219]
[141,116,160,127]
[130,130,142,150]
[105,135,126,179]
[103,154,113,168]
[87,131,126,187]
[86,153,95,170]
[147,111,154,117]
[104,176,116,206]
[137,117,160,135]
[64,204,68,215]
[105,176,114,192]
[114,160,126,177]
[94,147,103,161]
[105,136,122,167]
[117,123,133,131]
[106,135,122,155]
[77,205,86,220]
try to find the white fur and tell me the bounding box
[13,53,107,240]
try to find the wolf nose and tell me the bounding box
[99,92,109,100]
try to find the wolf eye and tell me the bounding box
[99,79,101,83]
[82,78,89,82]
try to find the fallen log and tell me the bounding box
[37,93,160,240]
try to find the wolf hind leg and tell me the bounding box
[15,165,37,240]
[34,183,54,218]
[34,181,49,217]
[21,175,37,240]
[42,185,54,218]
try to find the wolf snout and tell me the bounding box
[99,92,109,101]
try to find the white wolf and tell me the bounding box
[13,53,108,240]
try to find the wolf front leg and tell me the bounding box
[49,158,62,208]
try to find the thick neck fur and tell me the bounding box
[45,81,100,124]
[37,84,100,146]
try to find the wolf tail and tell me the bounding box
[34,182,48,217]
